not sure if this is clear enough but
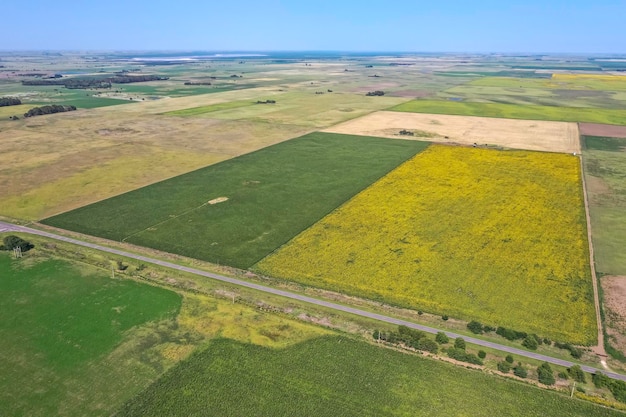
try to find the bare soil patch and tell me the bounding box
[208,197,228,205]
[579,123,626,138]
[601,275,626,354]
[323,111,580,153]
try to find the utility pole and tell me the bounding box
[570,382,576,398]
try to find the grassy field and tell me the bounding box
[583,135,626,275]
[0,253,181,417]
[435,75,626,108]
[391,100,626,125]
[164,99,256,116]
[0,237,330,417]
[114,336,619,417]
[256,145,596,344]
[42,133,428,268]
[0,87,407,221]
[470,75,626,91]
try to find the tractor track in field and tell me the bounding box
[1,220,623,382]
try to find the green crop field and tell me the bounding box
[583,135,626,275]
[0,253,181,417]
[164,99,256,116]
[391,99,626,125]
[114,336,619,417]
[470,76,626,91]
[42,133,428,268]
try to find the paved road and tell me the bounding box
[2,220,625,382]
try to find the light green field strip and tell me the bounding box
[391,100,626,125]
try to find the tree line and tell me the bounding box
[24,105,76,118]
[22,74,168,89]
[0,97,21,107]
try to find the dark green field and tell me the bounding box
[42,132,428,268]
[0,254,181,417]
[583,135,626,275]
[115,336,620,417]
[391,100,626,125]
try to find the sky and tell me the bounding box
[3,0,625,53]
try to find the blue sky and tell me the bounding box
[4,0,625,53]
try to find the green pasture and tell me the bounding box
[0,253,181,417]
[181,91,408,127]
[469,76,626,91]
[42,132,428,268]
[437,85,626,109]
[115,336,619,417]
[391,99,626,125]
[583,135,626,275]
[164,99,256,116]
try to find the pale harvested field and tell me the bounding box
[0,89,405,220]
[323,111,581,153]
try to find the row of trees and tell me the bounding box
[24,105,76,118]
[0,97,21,107]
[22,74,168,89]
[373,326,438,353]
[0,235,34,252]
[366,90,385,96]
[466,320,583,358]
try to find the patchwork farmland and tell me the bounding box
[42,132,428,268]
[5,51,626,415]
[256,145,596,344]
[323,111,580,153]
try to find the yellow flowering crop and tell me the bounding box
[256,145,596,344]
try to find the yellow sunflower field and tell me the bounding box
[256,145,596,344]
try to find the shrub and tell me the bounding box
[522,335,538,350]
[537,362,555,385]
[554,341,584,359]
[416,338,438,354]
[496,327,526,341]
[442,315,449,321]
[505,355,514,364]
[467,321,483,334]
[478,350,486,359]
[497,361,511,373]
[568,365,586,383]
[454,338,466,350]
[558,371,569,380]
[513,363,527,378]
[592,372,611,388]
[435,332,449,344]
[447,348,483,365]
[1,235,34,252]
